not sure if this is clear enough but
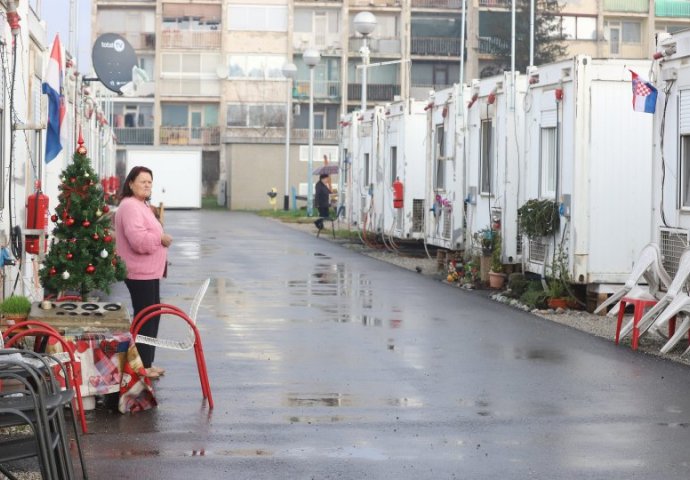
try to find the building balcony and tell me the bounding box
[411,0,462,8]
[656,0,690,16]
[160,30,222,49]
[348,83,401,102]
[604,0,648,12]
[160,126,221,146]
[411,37,462,56]
[478,0,510,7]
[478,36,509,55]
[349,37,402,55]
[293,80,341,101]
[113,127,154,146]
[292,128,339,143]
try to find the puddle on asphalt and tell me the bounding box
[512,347,565,363]
[657,422,690,428]
[288,415,346,423]
[384,397,424,407]
[285,392,354,407]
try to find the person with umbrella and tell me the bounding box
[314,173,332,230]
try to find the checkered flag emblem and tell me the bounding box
[634,79,652,97]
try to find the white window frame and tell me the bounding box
[434,124,446,191]
[540,126,557,199]
[479,119,493,195]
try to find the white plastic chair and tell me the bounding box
[594,243,671,316]
[129,278,213,408]
[619,249,690,342]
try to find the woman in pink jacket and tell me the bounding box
[115,166,173,378]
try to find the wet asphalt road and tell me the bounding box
[79,210,690,479]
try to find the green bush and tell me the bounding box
[518,199,559,238]
[507,273,529,296]
[0,295,32,315]
[519,289,549,309]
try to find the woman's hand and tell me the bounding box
[161,233,173,247]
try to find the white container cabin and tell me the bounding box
[521,55,653,286]
[465,72,526,265]
[352,106,385,235]
[381,99,427,241]
[651,31,690,278]
[424,84,469,251]
[338,112,359,227]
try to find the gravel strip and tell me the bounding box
[280,218,690,368]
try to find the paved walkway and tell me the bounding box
[77,210,690,479]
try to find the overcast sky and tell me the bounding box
[42,0,92,73]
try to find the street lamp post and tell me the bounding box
[282,62,297,211]
[303,49,321,217]
[354,12,377,112]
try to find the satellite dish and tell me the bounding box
[91,33,138,94]
[216,65,228,79]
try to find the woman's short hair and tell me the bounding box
[120,166,153,198]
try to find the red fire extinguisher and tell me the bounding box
[393,178,404,209]
[25,181,49,255]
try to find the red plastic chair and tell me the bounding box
[129,279,213,408]
[3,325,88,434]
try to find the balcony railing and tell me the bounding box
[161,30,222,49]
[604,0,649,12]
[160,126,221,146]
[348,83,401,102]
[349,37,402,55]
[478,36,509,55]
[478,0,511,7]
[411,37,462,56]
[656,0,690,16]
[114,127,154,146]
[293,80,341,100]
[292,129,339,141]
[412,0,463,7]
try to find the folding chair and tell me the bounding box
[130,278,213,408]
[316,205,344,239]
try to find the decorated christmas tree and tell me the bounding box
[39,135,127,298]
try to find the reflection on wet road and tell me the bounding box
[82,211,690,479]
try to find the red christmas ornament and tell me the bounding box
[86,264,96,274]
[102,205,110,213]
[49,266,57,276]
[70,237,77,243]
[66,253,73,260]
[111,258,117,266]
[50,214,58,222]
[82,220,91,227]
[103,235,113,243]
[70,177,76,183]
[92,233,100,240]
[65,217,75,226]
[77,145,87,155]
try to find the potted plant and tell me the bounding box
[0,295,32,323]
[517,198,560,238]
[488,230,506,289]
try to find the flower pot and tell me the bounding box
[488,271,506,289]
[547,297,569,310]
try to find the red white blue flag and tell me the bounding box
[43,35,65,163]
[630,70,657,114]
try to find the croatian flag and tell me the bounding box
[43,35,65,163]
[630,70,658,114]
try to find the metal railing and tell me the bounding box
[160,30,222,49]
[293,80,341,100]
[159,126,221,146]
[113,127,154,146]
[411,37,462,56]
[292,129,339,141]
[478,0,511,7]
[478,36,509,55]
[412,0,463,8]
[348,83,401,102]
[656,0,690,16]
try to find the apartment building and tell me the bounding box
[91,0,690,210]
